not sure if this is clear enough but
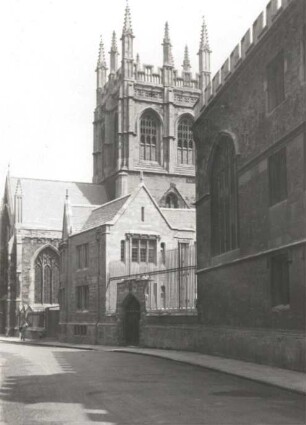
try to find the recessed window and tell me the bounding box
[76,285,89,310]
[120,240,125,262]
[271,253,290,307]
[161,242,166,264]
[268,147,287,206]
[140,112,160,162]
[34,248,59,304]
[177,117,194,165]
[141,207,145,221]
[74,325,87,336]
[76,244,89,269]
[267,51,285,111]
[166,193,178,208]
[131,238,157,264]
[211,135,239,256]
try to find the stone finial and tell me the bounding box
[162,22,174,67]
[163,22,171,44]
[199,16,210,51]
[170,50,175,67]
[15,179,22,196]
[110,31,118,53]
[136,53,141,67]
[182,45,191,71]
[97,35,107,69]
[140,170,144,182]
[122,0,133,36]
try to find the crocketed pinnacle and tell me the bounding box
[199,16,210,50]
[182,45,191,71]
[15,178,22,196]
[110,31,118,53]
[136,53,141,67]
[97,35,107,68]
[169,50,174,67]
[163,21,171,44]
[122,0,133,36]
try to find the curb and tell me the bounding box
[112,349,306,396]
[1,338,305,395]
[0,339,94,351]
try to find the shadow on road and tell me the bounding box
[0,349,305,425]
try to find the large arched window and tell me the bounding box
[177,116,194,165]
[140,112,160,162]
[34,247,59,304]
[211,135,239,256]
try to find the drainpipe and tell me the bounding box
[95,228,101,344]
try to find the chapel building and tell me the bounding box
[0,3,210,337]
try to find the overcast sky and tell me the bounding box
[0,0,270,191]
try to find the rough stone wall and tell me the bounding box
[141,323,306,372]
[191,0,306,370]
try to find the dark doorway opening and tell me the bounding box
[124,295,140,346]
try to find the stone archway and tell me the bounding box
[123,294,140,346]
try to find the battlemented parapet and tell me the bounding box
[201,0,293,112]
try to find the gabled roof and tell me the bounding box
[66,183,196,237]
[80,194,130,232]
[70,205,98,234]
[160,208,196,230]
[8,177,108,230]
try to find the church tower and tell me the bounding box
[92,4,211,207]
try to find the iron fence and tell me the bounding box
[106,244,197,313]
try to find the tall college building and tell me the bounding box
[194,0,306,371]
[0,3,209,337]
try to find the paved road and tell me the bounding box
[0,342,304,425]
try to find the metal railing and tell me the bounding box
[106,245,197,313]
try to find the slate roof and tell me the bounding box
[160,208,196,230]
[81,194,130,232]
[70,205,97,234]
[9,177,107,230]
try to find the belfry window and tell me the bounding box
[211,135,239,256]
[34,248,59,304]
[166,193,178,208]
[178,117,194,165]
[140,112,160,162]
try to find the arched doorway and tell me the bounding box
[124,295,140,346]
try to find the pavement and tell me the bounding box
[0,335,305,395]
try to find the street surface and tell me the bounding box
[0,342,304,425]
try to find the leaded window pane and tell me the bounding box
[140,113,159,161]
[178,117,194,165]
[140,240,147,262]
[211,137,239,256]
[132,239,139,262]
[34,248,59,305]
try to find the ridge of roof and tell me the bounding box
[160,207,196,211]
[10,176,102,187]
[71,204,101,208]
[92,193,131,212]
